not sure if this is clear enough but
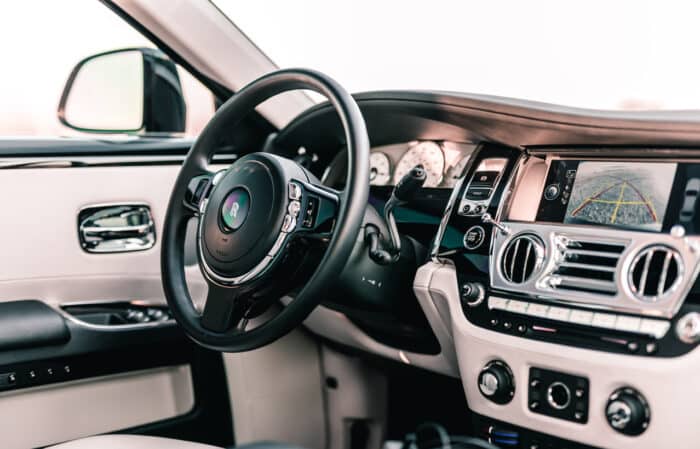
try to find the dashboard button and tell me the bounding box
[592,313,618,329]
[639,319,670,338]
[525,303,549,318]
[471,171,499,187]
[569,310,594,325]
[288,183,302,200]
[615,316,642,333]
[488,297,509,311]
[506,300,529,314]
[547,307,571,322]
[465,187,492,200]
[463,226,486,250]
[544,184,561,200]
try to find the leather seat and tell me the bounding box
[48,435,305,449]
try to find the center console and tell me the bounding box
[420,144,700,448]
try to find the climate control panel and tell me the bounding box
[528,367,589,424]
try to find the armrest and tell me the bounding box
[0,300,69,350]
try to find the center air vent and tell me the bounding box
[501,234,545,284]
[550,238,626,296]
[628,245,683,302]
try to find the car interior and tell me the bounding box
[2,1,699,449]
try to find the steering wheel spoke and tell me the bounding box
[287,180,340,240]
[201,283,248,332]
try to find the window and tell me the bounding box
[216,0,700,111]
[0,1,215,137]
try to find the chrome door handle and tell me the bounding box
[78,204,156,253]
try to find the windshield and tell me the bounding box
[215,0,700,111]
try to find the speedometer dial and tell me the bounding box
[393,141,445,187]
[369,152,391,185]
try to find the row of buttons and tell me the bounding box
[488,297,670,339]
[459,200,488,216]
[0,364,73,391]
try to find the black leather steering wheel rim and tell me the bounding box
[161,69,369,352]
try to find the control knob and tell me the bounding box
[460,282,485,307]
[605,387,650,435]
[478,360,515,404]
[676,312,700,344]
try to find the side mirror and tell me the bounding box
[58,48,186,134]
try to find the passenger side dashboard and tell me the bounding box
[418,144,700,449]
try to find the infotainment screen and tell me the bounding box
[537,161,678,232]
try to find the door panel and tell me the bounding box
[2,366,193,449]
[0,165,206,303]
[0,158,233,448]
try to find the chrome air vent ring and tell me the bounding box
[500,233,546,284]
[627,245,683,303]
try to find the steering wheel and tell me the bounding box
[161,69,369,352]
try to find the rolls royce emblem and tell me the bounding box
[221,188,250,231]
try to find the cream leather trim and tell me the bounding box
[416,261,700,449]
[2,366,193,449]
[224,328,326,449]
[48,434,218,449]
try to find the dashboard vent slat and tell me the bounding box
[628,246,682,302]
[550,237,626,296]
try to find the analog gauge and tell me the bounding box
[444,155,472,186]
[369,152,391,185]
[393,141,445,187]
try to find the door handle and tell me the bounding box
[78,204,156,253]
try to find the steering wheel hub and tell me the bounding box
[220,188,250,231]
[201,154,288,277]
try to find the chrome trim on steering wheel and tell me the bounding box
[196,180,303,287]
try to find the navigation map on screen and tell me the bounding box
[564,162,677,231]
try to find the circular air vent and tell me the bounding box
[628,245,683,302]
[501,234,545,284]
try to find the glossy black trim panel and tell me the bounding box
[0,300,69,351]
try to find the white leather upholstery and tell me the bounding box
[47,435,221,449]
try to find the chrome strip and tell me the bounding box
[490,222,700,318]
[430,144,484,261]
[559,262,616,272]
[638,252,652,295]
[658,251,673,296]
[51,303,176,332]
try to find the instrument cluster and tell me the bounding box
[368,141,476,188]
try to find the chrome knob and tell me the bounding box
[460,282,485,307]
[676,312,700,344]
[479,372,499,397]
[605,388,650,435]
[478,360,514,404]
[607,400,632,430]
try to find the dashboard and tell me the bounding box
[274,91,700,449]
